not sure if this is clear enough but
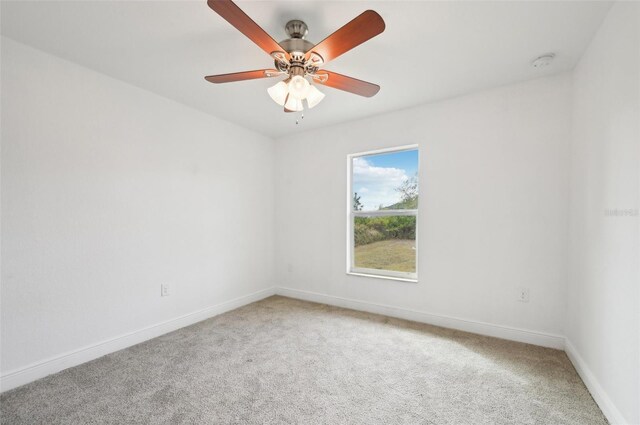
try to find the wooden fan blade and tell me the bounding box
[305,10,385,66]
[207,0,287,59]
[313,71,380,97]
[204,69,280,83]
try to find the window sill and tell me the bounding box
[347,271,418,283]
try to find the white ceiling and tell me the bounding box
[1,1,612,138]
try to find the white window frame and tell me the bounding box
[346,144,419,283]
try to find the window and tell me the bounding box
[347,146,419,281]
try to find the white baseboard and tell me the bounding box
[564,339,629,425]
[275,287,565,349]
[0,287,277,393]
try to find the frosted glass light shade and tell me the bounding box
[305,85,325,109]
[284,95,304,112]
[287,75,310,100]
[267,81,288,106]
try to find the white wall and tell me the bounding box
[275,74,572,340]
[0,38,275,380]
[567,2,640,424]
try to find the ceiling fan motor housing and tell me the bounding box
[275,20,317,75]
[278,38,314,54]
[278,20,314,54]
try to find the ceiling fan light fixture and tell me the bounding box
[287,75,310,100]
[284,95,304,112]
[267,81,289,106]
[305,85,325,109]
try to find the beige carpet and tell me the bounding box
[1,296,607,424]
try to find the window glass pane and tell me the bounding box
[353,215,416,273]
[352,149,418,212]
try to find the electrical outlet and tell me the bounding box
[161,284,170,297]
[517,287,530,303]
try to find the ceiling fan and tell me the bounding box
[204,0,385,113]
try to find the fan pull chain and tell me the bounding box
[295,112,305,125]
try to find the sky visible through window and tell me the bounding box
[352,149,418,211]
